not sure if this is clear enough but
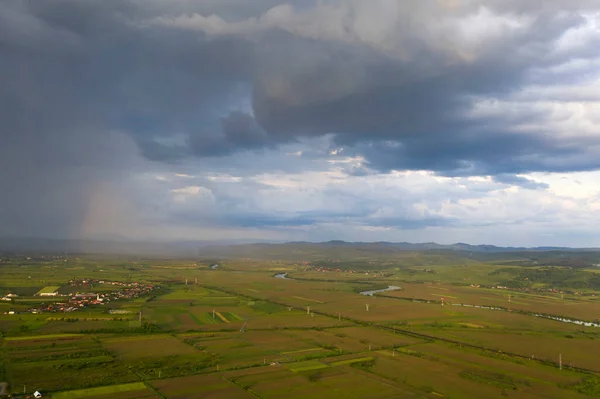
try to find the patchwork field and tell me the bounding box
[150,374,255,399]
[102,336,197,360]
[3,335,138,392]
[2,253,600,398]
[52,382,157,399]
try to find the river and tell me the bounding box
[451,303,600,327]
[533,314,600,327]
[359,285,401,296]
[269,273,598,327]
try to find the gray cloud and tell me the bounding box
[188,111,276,157]
[148,1,600,176]
[4,0,600,172]
[2,0,600,240]
[492,174,549,190]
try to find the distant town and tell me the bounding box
[2,278,158,315]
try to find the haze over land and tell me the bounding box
[2,1,600,246]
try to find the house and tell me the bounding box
[39,291,59,297]
[72,293,97,300]
[36,286,61,297]
[2,293,18,301]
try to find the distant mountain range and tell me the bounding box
[0,237,598,256]
[284,240,600,252]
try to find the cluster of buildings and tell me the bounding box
[3,278,157,315]
[309,266,385,275]
[312,266,335,273]
[312,266,370,274]
[479,284,581,296]
[68,278,156,300]
[28,292,111,314]
[1,293,18,301]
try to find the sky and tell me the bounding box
[1,0,600,247]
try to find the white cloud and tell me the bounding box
[171,185,214,203]
[106,146,600,246]
[205,174,242,183]
[529,171,600,199]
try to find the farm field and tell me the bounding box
[150,373,255,399]
[2,251,600,398]
[381,282,600,321]
[52,382,157,399]
[2,334,139,392]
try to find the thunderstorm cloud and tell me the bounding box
[1,0,600,246]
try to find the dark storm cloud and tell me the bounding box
[4,0,600,176]
[187,111,279,157]
[0,0,239,237]
[144,0,600,176]
[1,1,258,146]
[247,12,600,176]
[351,129,600,177]
[2,0,600,239]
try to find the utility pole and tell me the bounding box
[366,304,369,312]
[185,278,188,286]
[307,306,310,315]
[559,353,562,370]
[338,312,341,321]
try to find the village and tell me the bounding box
[2,278,157,315]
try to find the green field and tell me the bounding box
[4,333,83,341]
[330,356,373,366]
[35,286,61,295]
[287,359,330,372]
[52,382,148,399]
[2,249,600,398]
